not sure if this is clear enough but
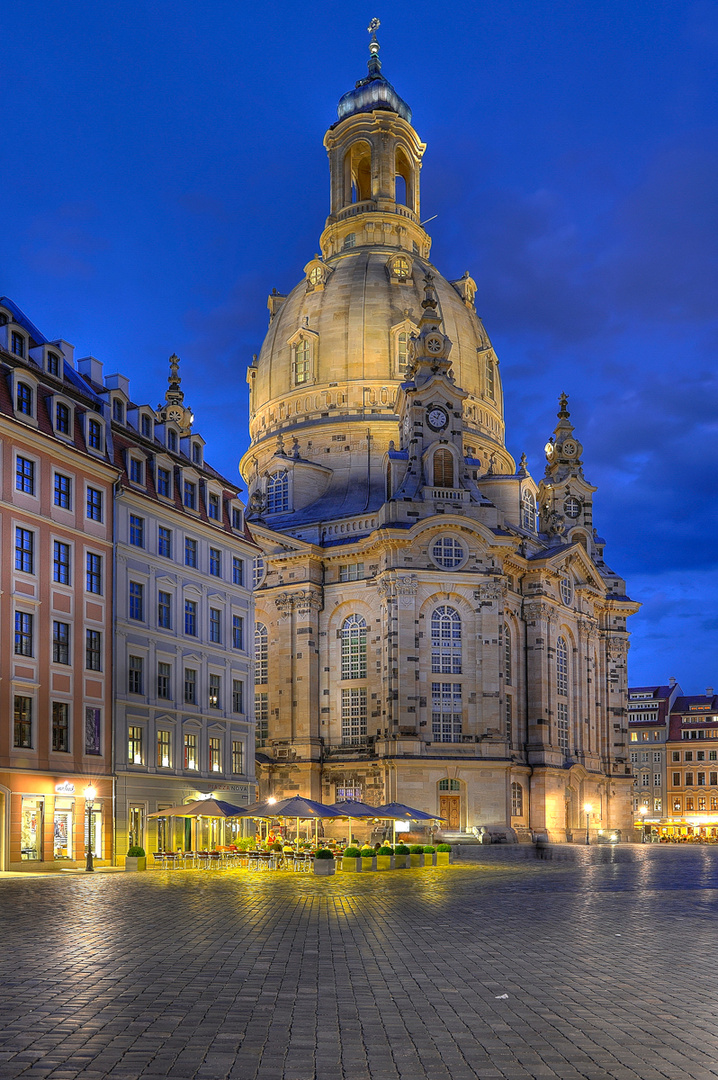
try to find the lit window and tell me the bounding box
[392,256,410,279]
[15,528,34,574]
[511,782,523,817]
[439,779,461,791]
[397,331,408,374]
[184,733,198,770]
[16,456,35,494]
[556,636,569,696]
[128,726,143,765]
[157,467,171,498]
[431,607,462,675]
[129,515,144,547]
[255,623,268,684]
[431,536,465,569]
[294,340,311,385]
[341,615,367,680]
[54,473,72,508]
[157,730,171,768]
[431,682,462,743]
[341,687,367,746]
[209,736,221,770]
[56,402,70,434]
[557,702,569,754]
[209,674,221,709]
[308,265,324,286]
[16,382,33,415]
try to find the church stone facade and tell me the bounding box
[240,32,638,842]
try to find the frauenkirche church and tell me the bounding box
[241,26,638,842]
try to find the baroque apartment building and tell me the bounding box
[242,34,639,841]
[628,681,681,836]
[0,297,115,869]
[665,691,718,838]
[79,354,259,859]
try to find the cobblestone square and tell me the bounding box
[1,847,717,1080]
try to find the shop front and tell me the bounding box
[0,772,113,871]
[634,815,718,842]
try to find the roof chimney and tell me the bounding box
[707,688,714,698]
[668,676,676,687]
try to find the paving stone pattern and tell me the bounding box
[1,846,717,1080]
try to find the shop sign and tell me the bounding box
[55,782,76,794]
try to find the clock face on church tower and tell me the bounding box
[427,406,448,431]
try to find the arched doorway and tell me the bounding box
[438,778,461,830]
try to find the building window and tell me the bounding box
[485,356,495,400]
[128,655,144,694]
[341,687,368,746]
[522,490,536,531]
[672,751,680,762]
[339,563,364,582]
[192,442,202,465]
[511,782,524,817]
[232,557,244,586]
[184,668,197,705]
[158,591,172,629]
[85,420,102,453]
[232,679,244,713]
[654,798,662,812]
[128,726,143,765]
[506,697,513,744]
[11,332,25,357]
[698,772,706,786]
[255,623,268,684]
[504,623,512,685]
[52,540,70,584]
[686,797,695,811]
[54,473,72,509]
[141,414,153,438]
[438,779,461,792]
[14,696,32,747]
[167,429,177,451]
[209,547,221,576]
[52,621,70,664]
[341,615,367,680]
[641,773,650,787]
[653,752,661,762]
[185,537,198,567]
[56,402,70,434]
[397,330,409,374]
[158,526,172,558]
[208,493,220,520]
[256,692,268,747]
[431,682,462,742]
[85,707,101,755]
[47,351,60,375]
[432,449,454,488]
[184,733,198,770]
[209,737,222,772]
[556,636,569,697]
[232,615,244,650]
[183,480,196,509]
[16,455,35,494]
[557,701,569,754]
[294,339,311,385]
[653,773,661,787]
[16,382,33,415]
[232,508,242,530]
[113,399,124,423]
[711,772,718,785]
[431,536,465,569]
[672,772,681,786]
[14,612,33,656]
[129,514,144,547]
[431,606,462,675]
[157,467,171,497]
[686,771,694,786]
[157,730,171,768]
[209,608,221,643]
[184,600,197,636]
[129,580,144,620]
[560,577,572,606]
[253,557,265,588]
[85,630,102,671]
[15,528,34,573]
[52,702,69,752]
[209,674,221,709]
[86,487,103,521]
[232,740,243,774]
[129,458,144,485]
[157,662,171,699]
[267,472,289,513]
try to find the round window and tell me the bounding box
[564,496,581,519]
[393,256,411,278]
[560,577,572,606]
[431,536,466,569]
[308,266,324,285]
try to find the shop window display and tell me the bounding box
[53,799,74,859]
[21,797,43,860]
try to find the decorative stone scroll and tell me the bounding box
[274,587,323,618]
[377,573,418,608]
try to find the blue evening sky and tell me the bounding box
[3,1,717,692]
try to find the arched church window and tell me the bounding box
[504,624,512,685]
[521,490,536,531]
[294,339,311,385]
[395,147,412,208]
[341,615,367,680]
[485,356,495,400]
[397,331,408,374]
[431,606,462,674]
[267,472,289,514]
[511,782,524,817]
[433,449,454,488]
[438,778,460,791]
[255,623,268,685]
[556,635,569,754]
[560,577,573,606]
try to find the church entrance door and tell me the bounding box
[439,795,460,830]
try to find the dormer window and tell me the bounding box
[17,382,33,416]
[343,233,356,249]
[112,399,124,424]
[183,480,197,509]
[129,457,144,485]
[47,352,61,377]
[208,492,220,520]
[294,340,311,385]
[167,429,177,452]
[87,417,103,451]
[390,255,411,281]
[192,442,202,465]
[141,414,153,439]
[267,471,289,513]
[56,402,71,435]
[522,489,536,531]
[156,466,171,498]
[232,506,242,530]
[11,332,25,358]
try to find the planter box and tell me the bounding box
[393,855,408,869]
[361,856,377,871]
[313,858,336,876]
[125,856,146,872]
[341,857,362,872]
[423,853,437,866]
[435,851,451,866]
[375,855,395,871]
[409,854,423,868]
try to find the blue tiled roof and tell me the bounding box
[0,296,48,345]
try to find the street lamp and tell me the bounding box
[84,785,97,872]
[583,802,592,846]
[638,804,649,843]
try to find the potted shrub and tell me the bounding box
[423,845,436,866]
[436,843,452,866]
[376,845,394,871]
[341,845,362,872]
[409,844,425,868]
[313,847,336,876]
[360,846,377,871]
[393,843,409,869]
[125,845,146,871]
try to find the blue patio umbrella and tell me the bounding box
[373,802,446,845]
[330,799,382,846]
